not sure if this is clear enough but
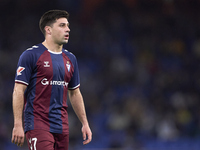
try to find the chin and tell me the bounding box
[64,39,69,43]
[60,40,68,45]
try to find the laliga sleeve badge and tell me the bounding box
[17,66,25,76]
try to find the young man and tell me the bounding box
[11,10,92,150]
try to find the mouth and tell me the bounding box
[64,34,69,40]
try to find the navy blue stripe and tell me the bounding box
[24,76,37,131]
[49,53,65,133]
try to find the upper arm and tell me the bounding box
[68,88,80,98]
[67,53,80,90]
[13,82,27,95]
[15,50,34,86]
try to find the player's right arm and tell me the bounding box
[11,82,27,147]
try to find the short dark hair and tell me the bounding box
[39,10,69,35]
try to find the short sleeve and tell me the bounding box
[15,50,34,85]
[68,55,80,90]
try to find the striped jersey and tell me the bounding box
[15,43,80,134]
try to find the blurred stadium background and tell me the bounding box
[1,0,200,149]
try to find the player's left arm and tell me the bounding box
[68,88,92,145]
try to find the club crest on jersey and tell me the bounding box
[44,61,50,67]
[66,61,71,72]
[17,66,25,76]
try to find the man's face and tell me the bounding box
[50,18,70,45]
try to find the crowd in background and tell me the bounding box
[1,0,200,149]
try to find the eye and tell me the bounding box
[59,23,66,27]
[60,24,64,27]
[59,23,70,28]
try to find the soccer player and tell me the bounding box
[11,10,92,150]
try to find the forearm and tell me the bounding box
[12,83,27,146]
[69,89,89,126]
[12,84,25,127]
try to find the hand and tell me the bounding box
[11,125,24,147]
[82,124,92,145]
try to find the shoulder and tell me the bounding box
[26,45,40,51]
[20,45,40,57]
[63,49,77,62]
[20,43,46,57]
[19,44,45,64]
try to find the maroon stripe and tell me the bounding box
[33,50,53,131]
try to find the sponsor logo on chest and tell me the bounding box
[41,78,68,87]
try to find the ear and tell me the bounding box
[44,26,51,35]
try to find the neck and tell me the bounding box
[42,40,63,52]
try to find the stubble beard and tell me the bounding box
[56,38,69,46]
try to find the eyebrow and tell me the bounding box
[59,22,69,26]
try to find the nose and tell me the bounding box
[66,26,70,32]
